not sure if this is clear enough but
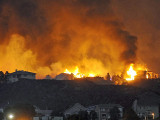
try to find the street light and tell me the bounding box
[8,114,14,119]
[152,113,154,119]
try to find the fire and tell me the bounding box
[64,69,71,74]
[88,74,95,77]
[146,74,149,79]
[0,0,140,79]
[126,64,137,81]
[64,66,84,78]
[64,66,95,78]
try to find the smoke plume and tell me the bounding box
[112,0,160,74]
[0,0,137,78]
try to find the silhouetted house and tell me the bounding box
[33,116,52,120]
[64,103,123,120]
[7,70,36,83]
[135,70,147,79]
[33,105,53,120]
[52,117,63,120]
[132,92,160,119]
[33,117,40,120]
[55,73,74,80]
[146,71,159,79]
[41,116,52,120]
[135,70,159,80]
[34,106,52,116]
[45,75,52,80]
[152,73,159,79]
[89,104,123,120]
[64,103,87,118]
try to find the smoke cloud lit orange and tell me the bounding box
[0,0,138,78]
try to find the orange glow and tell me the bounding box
[126,64,137,81]
[64,66,96,78]
[64,66,84,78]
[17,117,32,120]
[146,74,149,79]
[88,73,95,77]
[64,69,71,74]
[0,0,141,79]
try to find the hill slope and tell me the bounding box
[0,79,150,113]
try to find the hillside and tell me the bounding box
[0,79,154,114]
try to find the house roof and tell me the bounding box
[96,104,123,108]
[64,103,86,114]
[136,92,160,106]
[55,73,74,80]
[10,70,36,75]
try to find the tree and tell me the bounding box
[79,111,88,120]
[106,73,110,81]
[67,111,89,120]
[0,112,3,120]
[67,114,79,120]
[123,108,140,120]
[89,110,97,120]
[0,71,4,83]
[109,107,120,120]
[4,71,9,82]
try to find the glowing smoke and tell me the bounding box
[0,0,137,78]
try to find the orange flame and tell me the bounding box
[64,66,95,78]
[126,64,137,81]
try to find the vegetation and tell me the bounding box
[0,79,159,114]
[123,108,140,120]
[0,71,5,83]
[0,112,3,120]
[109,107,121,120]
[89,110,97,120]
[0,71,9,83]
[67,111,97,120]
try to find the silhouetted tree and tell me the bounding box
[123,108,140,120]
[0,112,3,120]
[0,71,4,83]
[67,114,79,120]
[106,73,110,81]
[79,111,89,120]
[4,71,9,81]
[67,111,89,120]
[110,107,120,120]
[89,110,97,120]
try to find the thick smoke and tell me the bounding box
[0,0,137,78]
[112,0,160,73]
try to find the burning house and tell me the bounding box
[0,0,158,80]
[146,72,159,79]
[7,70,36,83]
[55,73,74,80]
[135,70,159,80]
[0,0,140,79]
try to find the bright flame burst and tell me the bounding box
[146,74,149,79]
[64,66,95,78]
[126,64,137,81]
